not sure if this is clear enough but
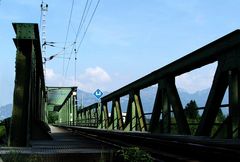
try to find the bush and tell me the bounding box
[1,152,42,162]
[0,126,6,139]
[116,147,153,162]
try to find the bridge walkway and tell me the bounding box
[0,126,116,162]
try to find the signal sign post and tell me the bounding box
[93,89,103,100]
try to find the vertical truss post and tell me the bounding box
[70,96,73,126]
[103,103,109,128]
[115,98,124,130]
[73,89,77,126]
[229,70,240,138]
[96,103,101,127]
[109,98,123,130]
[87,109,89,126]
[150,81,171,133]
[83,111,86,126]
[66,103,68,125]
[91,109,94,127]
[131,97,137,131]
[162,88,171,133]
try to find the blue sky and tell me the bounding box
[0,0,240,106]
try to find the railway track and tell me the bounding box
[58,125,240,162]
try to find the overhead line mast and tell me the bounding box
[40,1,48,57]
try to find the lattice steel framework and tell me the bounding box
[77,30,240,139]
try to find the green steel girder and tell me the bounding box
[101,30,240,103]
[166,78,190,135]
[47,87,77,126]
[149,82,170,133]
[13,23,36,39]
[161,88,170,133]
[77,103,99,127]
[149,79,190,135]
[124,91,146,131]
[101,103,109,129]
[196,63,229,136]
[149,85,162,132]
[108,98,123,130]
[10,39,32,146]
[9,23,47,147]
[46,87,77,111]
[85,102,109,129]
[77,30,240,138]
[229,70,240,138]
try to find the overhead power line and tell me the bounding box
[63,0,75,76]
[64,0,90,78]
[76,0,100,53]
[64,0,101,79]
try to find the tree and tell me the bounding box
[184,100,200,119]
[47,111,58,124]
[216,109,225,122]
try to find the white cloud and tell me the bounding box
[176,63,217,93]
[84,66,111,83]
[45,66,112,92]
[45,68,55,80]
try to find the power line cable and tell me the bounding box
[75,0,93,41]
[63,0,75,76]
[76,0,100,53]
[64,0,100,81]
[74,0,90,43]
[64,0,91,79]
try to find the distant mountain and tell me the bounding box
[0,88,228,120]
[0,104,12,120]
[77,87,228,113]
[77,90,110,107]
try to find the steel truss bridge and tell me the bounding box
[0,23,240,162]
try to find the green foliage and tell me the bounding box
[47,111,58,124]
[1,152,42,162]
[0,126,6,139]
[184,100,200,135]
[184,100,200,119]
[117,147,153,162]
[0,149,45,162]
[169,100,226,136]
[216,109,225,122]
[211,109,226,136]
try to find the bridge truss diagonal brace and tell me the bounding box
[196,62,229,136]
[108,98,123,130]
[149,82,170,133]
[124,91,147,131]
[166,78,190,135]
[197,47,240,138]
[98,102,109,129]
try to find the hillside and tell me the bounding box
[0,104,12,120]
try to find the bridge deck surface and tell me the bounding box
[0,126,116,162]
